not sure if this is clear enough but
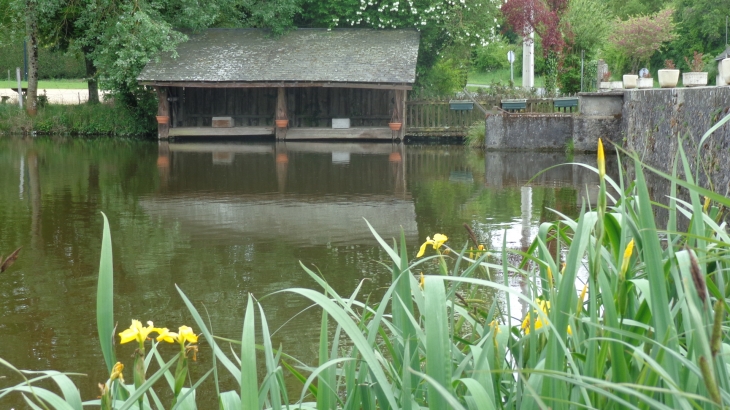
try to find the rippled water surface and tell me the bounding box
[0,137,599,404]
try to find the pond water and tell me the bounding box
[0,137,599,404]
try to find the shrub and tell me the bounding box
[608,8,677,73]
[0,103,154,136]
[464,120,485,148]
[472,40,511,72]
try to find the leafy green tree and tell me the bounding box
[239,0,301,35]
[565,0,612,54]
[70,0,243,111]
[661,0,730,71]
[0,0,65,114]
[606,0,668,19]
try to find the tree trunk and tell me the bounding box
[85,53,99,104]
[25,0,39,116]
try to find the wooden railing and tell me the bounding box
[405,97,579,137]
[406,99,498,137]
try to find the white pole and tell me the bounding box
[19,156,24,199]
[16,67,23,109]
[522,32,535,89]
[521,186,532,250]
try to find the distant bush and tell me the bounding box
[473,41,512,72]
[0,41,85,80]
[414,58,467,97]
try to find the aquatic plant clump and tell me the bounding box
[2,114,730,409]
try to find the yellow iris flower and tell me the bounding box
[119,320,161,345]
[156,325,199,345]
[416,234,448,257]
[521,300,550,334]
[521,299,572,335]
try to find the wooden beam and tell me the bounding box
[141,81,413,90]
[285,127,393,140]
[168,126,274,137]
[156,87,169,140]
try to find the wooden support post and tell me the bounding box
[396,89,407,140]
[275,141,288,193]
[275,87,288,140]
[156,87,170,140]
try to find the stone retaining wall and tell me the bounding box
[485,89,730,188]
[622,86,730,201]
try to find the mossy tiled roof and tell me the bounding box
[138,28,420,84]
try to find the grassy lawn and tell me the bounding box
[0,79,88,89]
[468,68,545,88]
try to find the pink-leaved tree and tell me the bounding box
[607,8,677,73]
[501,0,570,57]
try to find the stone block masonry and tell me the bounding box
[622,86,730,200]
[486,88,730,170]
[486,113,573,151]
[485,87,730,217]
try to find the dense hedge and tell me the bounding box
[0,41,85,80]
[0,103,155,137]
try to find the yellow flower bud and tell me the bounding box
[620,239,635,279]
[597,138,605,179]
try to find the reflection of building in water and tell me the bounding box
[152,142,414,246]
[140,197,417,246]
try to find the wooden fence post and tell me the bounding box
[275,87,288,140]
[396,89,406,139]
[156,87,169,140]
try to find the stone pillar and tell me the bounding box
[596,60,609,89]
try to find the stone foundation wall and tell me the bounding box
[485,113,573,151]
[622,87,730,195]
[485,88,730,192]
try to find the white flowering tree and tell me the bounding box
[298,0,503,93]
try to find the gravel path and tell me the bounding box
[0,88,106,105]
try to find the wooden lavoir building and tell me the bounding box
[137,28,420,140]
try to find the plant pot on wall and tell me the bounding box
[599,82,612,89]
[622,74,638,89]
[388,122,402,131]
[156,115,169,125]
[275,119,289,128]
[658,69,680,88]
[637,78,653,89]
[682,72,708,87]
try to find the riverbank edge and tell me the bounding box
[0,103,155,137]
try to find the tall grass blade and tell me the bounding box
[176,285,241,378]
[632,158,679,381]
[424,275,452,408]
[97,212,116,373]
[241,295,259,410]
[276,288,399,408]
